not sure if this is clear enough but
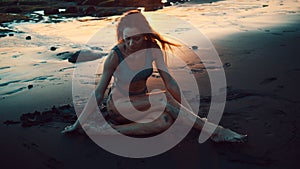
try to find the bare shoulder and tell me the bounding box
[104,47,119,69]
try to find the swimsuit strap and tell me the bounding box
[112,46,124,63]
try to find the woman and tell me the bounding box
[62,10,247,143]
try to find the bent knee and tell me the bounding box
[157,112,173,129]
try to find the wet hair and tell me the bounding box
[116,10,179,51]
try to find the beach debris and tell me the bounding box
[25,36,31,40]
[20,111,52,127]
[3,120,21,125]
[27,84,33,89]
[19,105,77,127]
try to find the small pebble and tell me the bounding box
[25,36,31,40]
[50,47,57,51]
[192,46,198,50]
[8,33,14,36]
[223,62,231,68]
[28,84,33,89]
[262,5,269,7]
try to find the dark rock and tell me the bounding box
[56,51,73,60]
[144,4,163,12]
[25,36,31,40]
[44,8,60,15]
[28,84,33,89]
[262,4,269,7]
[84,0,104,5]
[223,62,231,68]
[90,46,103,51]
[84,6,97,16]
[82,0,162,8]
[0,13,30,23]
[0,34,7,38]
[18,0,48,5]
[5,7,22,13]
[65,6,80,14]
[68,50,104,63]
[192,45,198,50]
[163,2,172,6]
[50,46,57,51]
[8,33,14,36]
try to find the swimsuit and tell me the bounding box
[111,45,153,96]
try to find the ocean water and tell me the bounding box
[0,0,299,100]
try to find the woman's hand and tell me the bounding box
[61,123,78,134]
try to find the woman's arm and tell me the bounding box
[62,50,117,133]
[152,49,181,102]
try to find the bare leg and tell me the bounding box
[163,92,247,143]
[109,92,247,142]
[83,111,173,136]
[113,111,173,135]
[97,91,246,142]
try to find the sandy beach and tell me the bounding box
[0,0,300,168]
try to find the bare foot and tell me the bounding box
[210,127,247,143]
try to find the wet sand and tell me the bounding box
[1,0,300,169]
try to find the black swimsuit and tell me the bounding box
[112,46,153,96]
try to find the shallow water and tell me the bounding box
[0,0,299,100]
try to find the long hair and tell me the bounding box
[116,10,179,51]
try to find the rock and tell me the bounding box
[68,50,104,63]
[0,34,7,38]
[262,4,269,7]
[5,7,22,13]
[65,6,80,14]
[56,51,73,60]
[44,8,60,15]
[8,33,14,36]
[84,6,97,16]
[192,46,198,50]
[50,46,57,51]
[28,85,33,89]
[0,13,30,23]
[18,0,48,5]
[144,4,163,12]
[223,62,231,68]
[25,36,31,40]
[163,2,172,6]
